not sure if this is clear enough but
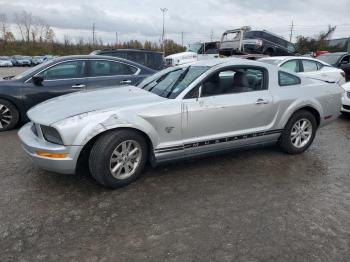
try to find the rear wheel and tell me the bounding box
[0,99,19,132]
[89,129,148,188]
[279,110,317,154]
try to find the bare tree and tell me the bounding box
[31,17,47,42]
[14,11,33,42]
[64,34,70,46]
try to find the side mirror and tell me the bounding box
[32,75,44,86]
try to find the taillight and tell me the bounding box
[341,71,346,78]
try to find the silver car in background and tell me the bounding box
[18,58,343,188]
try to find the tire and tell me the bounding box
[279,110,317,154]
[89,129,148,188]
[0,99,19,132]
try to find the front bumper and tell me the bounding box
[18,123,83,174]
[341,92,350,113]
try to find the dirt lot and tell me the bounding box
[1,67,350,262]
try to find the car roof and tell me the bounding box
[49,55,154,71]
[97,48,163,54]
[319,52,348,56]
[260,56,325,62]
[188,57,274,68]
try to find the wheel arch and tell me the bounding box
[77,126,156,169]
[283,105,322,129]
[278,100,323,130]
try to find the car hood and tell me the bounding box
[27,86,165,125]
[166,51,197,59]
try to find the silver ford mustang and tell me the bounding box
[18,58,343,188]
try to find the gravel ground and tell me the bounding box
[0,67,350,262]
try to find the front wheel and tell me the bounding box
[89,129,148,188]
[279,110,317,154]
[0,99,19,132]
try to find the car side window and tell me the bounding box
[341,56,350,64]
[90,60,138,77]
[316,62,324,70]
[42,61,86,80]
[281,60,300,73]
[279,71,301,86]
[302,60,319,72]
[201,67,266,97]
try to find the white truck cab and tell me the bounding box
[165,42,219,66]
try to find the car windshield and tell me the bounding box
[138,66,209,99]
[318,54,342,66]
[187,43,203,53]
[12,60,52,80]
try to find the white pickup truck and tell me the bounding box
[165,42,219,66]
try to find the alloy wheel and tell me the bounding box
[290,118,313,149]
[109,140,142,179]
[0,104,12,129]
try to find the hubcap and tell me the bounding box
[290,119,313,149]
[0,104,12,129]
[109,140,142,179]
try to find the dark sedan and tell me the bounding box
[318,52,350,82]
[0,55,155,131]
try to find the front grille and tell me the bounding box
[343,105,350,110]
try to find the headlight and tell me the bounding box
[40,125,63,145]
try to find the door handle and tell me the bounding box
[256,98,269,105]
[72,84,86,88]
[120,80,132,85]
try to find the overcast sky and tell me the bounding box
[0,0,349,45]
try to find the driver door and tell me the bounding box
[182,66,278,155]
[22,60,88,112]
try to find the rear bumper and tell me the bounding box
[18,123,82,174]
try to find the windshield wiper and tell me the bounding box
[161,66,190,98]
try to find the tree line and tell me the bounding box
[0,11,186,56]
[0,11,347,57]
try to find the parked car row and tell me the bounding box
[0,55,56,67]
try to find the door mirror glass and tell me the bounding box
[198,85,202,99]
[32,75,44,85]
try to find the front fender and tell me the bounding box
[53,111,159,149]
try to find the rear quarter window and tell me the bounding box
[278,71,301,86]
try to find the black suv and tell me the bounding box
[220,29,295,57]
[91,49,165,71]
[243,30,295,56]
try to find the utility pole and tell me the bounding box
[181,31,184,46]
[289,20,294,42]
[92,22,96,47]
[160,8,168,53]
[210,29,214,42]
[115,32,118,46]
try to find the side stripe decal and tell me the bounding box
[155,129,283,154]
